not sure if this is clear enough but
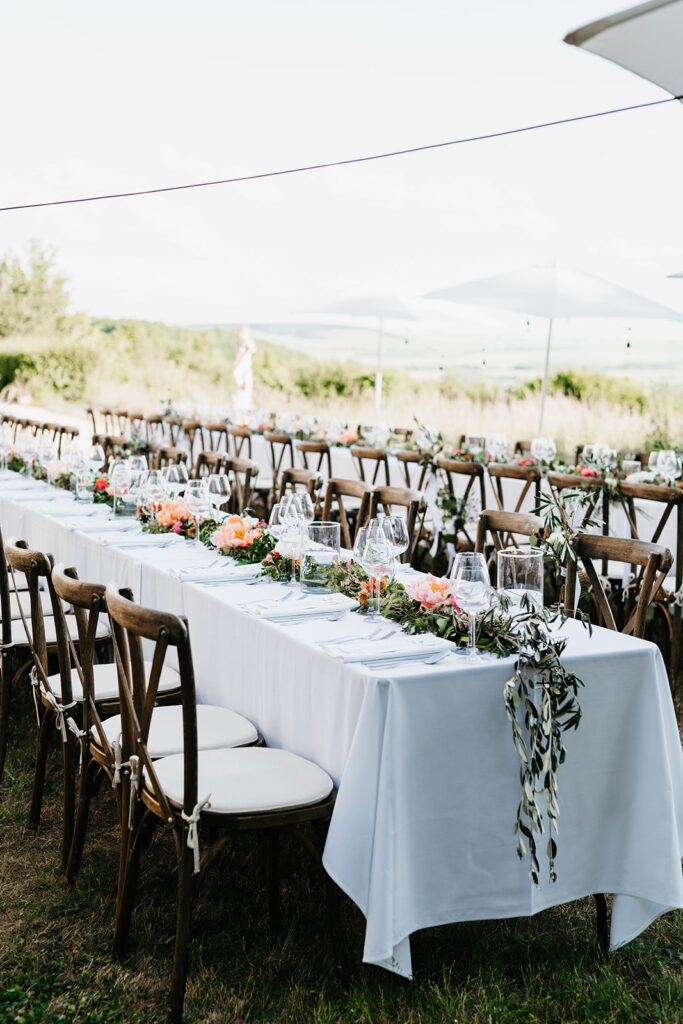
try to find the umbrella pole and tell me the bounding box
[375,316,384,420]
[538,318,553,435]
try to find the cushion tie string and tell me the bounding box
[622,572,638,603]
[112,737,124,788]
[43,690,78,743]
[29,667,41,726]
[127,755,140,830]
[673,585,683,608]
[181,795,212,874]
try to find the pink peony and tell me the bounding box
[408,573,458,612]
[211,514,262,552]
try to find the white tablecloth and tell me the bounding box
[1,475,681,978]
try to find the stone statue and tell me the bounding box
[233,325,256,412]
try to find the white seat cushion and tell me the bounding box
[96,703,257,756]
[8,590,54,619]
[18,615,110,646]
[151,747,333,815]
[49,660,179,702]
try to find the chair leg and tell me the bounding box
[593,893,609,954]
[60,734,78,872]
[113,782,143,960]
[65,754,100,883]
[0,648,13,782]
[169,842,196,1024]
[28,709,55,830]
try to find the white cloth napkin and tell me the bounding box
[106,533,179,548]
[175,563,261,584]
[77,519,138,533]
[323,632,452,663]
[241,593,358,620]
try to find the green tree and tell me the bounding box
[0,241,74,338]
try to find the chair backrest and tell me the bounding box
[227,425,253,459]
[181,419,205,469]
[203,420,229,452]
[157,445,188,470]
[277,468,323,504]
[51,564,112,746]
[164,415,182,445]
[261,432,293,497]
[475,509,546,576]
[564,533,672,638]
[93,432,128,463]
[617,479,683,591]
[195,450,227,478]
[321,477,372,549]
[144,414,165,444]
[296,440,332,479]
[487,462,542,514]
[368,486,427,564]
[514,440,532,455]
[224,456,259,512]
[3,538,55,693]
[395,450,429,491]
[106,583,198,823]
[435,456,487,547]
[350,446,390,487]
[392,426,413,442]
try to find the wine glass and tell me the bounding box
[163,462,189,499]
[207,473,231,516]
[450,552,491,660]
[86,443,106,474]
[368,515,410,567]
[279,493,304,585]
[143,469,167,510]
[360,534,395,618]
[184,478,210,545]
[268,502,284,539]
[126,454,148,474]
[656,450,681,481]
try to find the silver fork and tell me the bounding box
[365,650,451,670]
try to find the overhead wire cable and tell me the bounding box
[1,93,682,213]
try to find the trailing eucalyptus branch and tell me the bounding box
[502,602,584,885]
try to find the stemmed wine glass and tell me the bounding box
[143,469,167,511]
[279,493,306,585]
[162,462,189,499]
[368,515,410,568]
[86,444,106,474]
[358,531,395,618]
[450,552,491,660]
[207,473,231,517]
[656,450,681,481]
[184,478,211,545]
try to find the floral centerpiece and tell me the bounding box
[138,497,199,539]
[209,514,274,563]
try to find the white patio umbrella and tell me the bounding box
[424,266,682,433]
[564,0,683,98]
[314,295,415,418]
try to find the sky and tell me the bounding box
[2,0,683,357]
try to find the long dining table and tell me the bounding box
[1,473,682,978]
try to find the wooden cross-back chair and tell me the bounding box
[195,450,227,478]
[488,462,542,515]
[53,425,79,457]
[105,583,340,1024]
[474,509,546,580]
[92,432,129,463]
[350,446,390,487]
[434,456,487,550]
[514,440,532,455]
[148,445,189,471]
[180,419,205,469]
[164,415,183,445]
[277,468,324,506]
[264,432,295,494]
[395,450,429,491]
[617,479,683,682]
[144,413,166,444]
[84,406,98,435]
[322,478,372,550]
[203,420,229,453]
[227,425,253,459]
[224,456,259,513]
[0,539,112,868]
[547,471,609,573]
[368,486,427,564]
[392,426,413,441]
[296,440,332,480]
[565,534,672,639]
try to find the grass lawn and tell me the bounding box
[0,690,681,1024]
